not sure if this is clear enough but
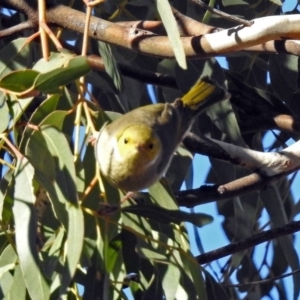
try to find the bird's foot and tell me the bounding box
[120,191,136,204]
[88,132,99,147]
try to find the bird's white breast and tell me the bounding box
[95,127,119,177]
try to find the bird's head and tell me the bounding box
[117,124,162,169]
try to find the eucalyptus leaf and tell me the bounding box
[35,56,91,93]
[179,250,207,299]
[0,271,13,298]
[204,269,231,300]
[0,167,14,223]
[0,70,39,93]
[25,126,84,296]
[43,226,65,278]
[33,51,76,73]
[105,237,122,273]
[159,263,181,300]
[5,264,26,300]
[148,180,178,209]
[0,244,18,269]
[29,94,60,125]
[260,186,300,300]
[137,246,168,261]
[122,204,213,227]
[0,38,30,77]
[0,93,10,134]
[156,0,186,69]
[12,158,50,300]
[98,41,123,91]
[0,263,15,279]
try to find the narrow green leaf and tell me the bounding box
[137,246,168,261]
[159,263,180,300]
[106,237,122,273]
[0,38,30,77]
[0,168,15,224]
[40,110,69,128]
[156,0,186,69]
[181,251,207,300]
[98,41,123,91]
[202,0,216,23]
[207,98,246,147]
[12,158,50,300]
[260,187,300,299]
[43,226,65,278]
[63,204,84,294]
[226,70,292,114]
[0,244,18,268]
[35,56,91,93]
[166,145,193,191]
[25,126,84,296]
[19,95,61,154]
[148,180,178,209]
[0,271,13,298]
[122,204,213,227]
[203,269,231,300]
[8,96,34,128]
[33,52,76,73]
[29,94,60,125]
[6,264,26,300]
[110,245,126,299]
[0,93,10,134]
[0,263,15,279]
[0,70,39,92]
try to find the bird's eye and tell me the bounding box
[124,138,128,144]
[148,143,154,150]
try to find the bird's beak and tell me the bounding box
[137,144,147,151]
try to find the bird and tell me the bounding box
[95,77,228,192]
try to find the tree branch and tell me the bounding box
[223,268,300,287]
[0,19,36,37]
[87,55,178,89]
[191,0,253,27]
[196,220,300,264]
[176,171,294,207]
[185,133,300,176]
[2,0,300,59]
[177,132,300,207]
[239,114,300,134]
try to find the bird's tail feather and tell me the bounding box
[181,76,230,112]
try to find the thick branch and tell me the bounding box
[48,9,300,58]
[177,132,300,207]
[3,0,300,59]
[246,40,300,56]
[185,133,300,176]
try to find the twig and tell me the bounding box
[192,0,253,27]
[38,0,49,59]
[176,169,298,208]
[0,20,35,37]
[196,220,300,264]
[223,268,300,288]
[238,114,300,134]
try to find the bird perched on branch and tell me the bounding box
[95,77,229,192]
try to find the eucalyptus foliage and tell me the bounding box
[0,1,299,300]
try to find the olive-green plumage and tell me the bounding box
[95,76,228,191]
